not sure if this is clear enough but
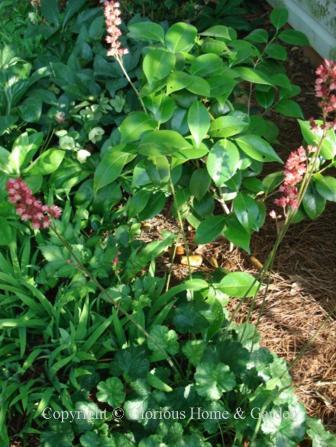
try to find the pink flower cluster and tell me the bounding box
[315,59,336,116]
[274,147,307,210]
[7,179,62,229]
[104,1,128,58]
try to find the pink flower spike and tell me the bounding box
[6,178,62,231]
[103,0,128,58]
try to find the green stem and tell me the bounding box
[169,174,192,280]
[116,56,147,114]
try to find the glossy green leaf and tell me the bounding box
[143,48,176,84]
[143,95,176,123]
[275,99,303,118]
[97,377,125,407]
[303,184,326,220]
[207,140,240,186]
[246,29,269,43]
[279,29,309,46]
[235,66,273,85]
[119,112,157,143]
[265,43,287,61]
[315,174,336,202]
[256,89,275,109]
[235,135,282,163]
[94,147,130,192]
[187,76,210,97]
[209,112,249,138]
[270,8,288,29]
[190,54,224,77]
[222,215,251,252]
[165,22,197,53]
[189,168,211,200]
[139,130,192,156]
[195,362,236,400]
[27,149,65,176]
[187,101,210,147]
[233,193,260,231]
[128,21,165,43]
[195,215,226,244]
[218,272,260,297]
[8,132,44,174]
[200,25,237,41]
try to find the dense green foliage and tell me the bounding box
[0,1,335,446]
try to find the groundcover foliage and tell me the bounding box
[0,0,336,446]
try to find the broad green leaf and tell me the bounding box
[189,168,211,200]
[41,0,60,26]
[195,215,226,244]
[186,76,210,97]
[298,120,336,160]
[166,71,191,94]
[200,25,237,41]
[303,184,326,220]
[279,29,309,46]
[222,215,251,252]
[256,89,275,109]
[262,171,284,193]
[143,48,176,84]
[315,174,336,202]
[218,272,260,297]
[265,43,287,61]
[94,147,130,192]
[190,54,224,77]
[147,325,179,361]
[195,362,236,400]
[184,278,209,291]
[233,193,261,231]
[145,156,170,185]
[207,140,240,186]
[235,66,273,85]
[143,94,176,123]
[19,97,42,123]
[246,29,269,43]
[97,378,125,407]
[270,8,288,29]
[187,102,210,147]
[8,132,44,174]
[27,149,65,176]
[182,341,206,366]
[235,135,282,163]
[128,21,165,43]
[209,112,249,138]
[119,112,157,143]
[139,130,192,156]
[275,99,303,118]
[165,22,197,53]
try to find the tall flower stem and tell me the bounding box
[116,56,147,114]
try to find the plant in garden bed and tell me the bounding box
[1,1,336,446]
[91,7,312,256]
